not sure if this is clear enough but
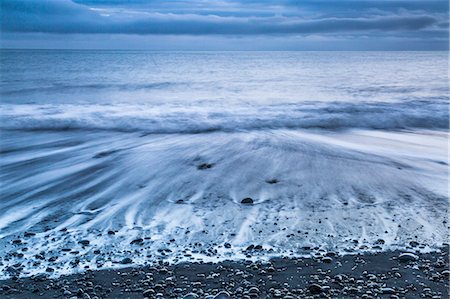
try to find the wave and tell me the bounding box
[0,99,448,133]
[0,82,180,95]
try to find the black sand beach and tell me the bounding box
[1,246,448,299]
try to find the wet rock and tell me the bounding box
[176,199,185,204]
[266,179,279,184]
[224,243,231,249]
[214,291,231,299]
[183,293,199,299]
[241,198,254,205]
[380,287,396,294]
[308,284,323,294]
[130,238,144,245]
[322,257,333,263]
[246,245,255,251]
[198,163,214,170]
[143,289,155,297]
[107,230,115,235]
[78,240,90,246]
[120,258,132,264]
[398,253,418,262]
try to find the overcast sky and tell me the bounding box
[0,0,448,50]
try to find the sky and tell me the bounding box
[0,0,448,50]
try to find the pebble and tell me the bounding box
[214,291,231,299]
[241,198,254,204]
[308,283,323,294]
[398,253,419,262]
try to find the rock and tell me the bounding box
[241,198,254,204]
[322,257,333,263]
[398,253,418,262]
[130,238,144,245]
[107,230,115,235]
[198,163,214,170]
[266,179,278,184]
[224,243,231,249]
[143,289,155,296]
[183,293,199,299]
[78,240,90,246]
[214,291,231,299]
[176,199,185,204]
[308,284,323,294]
[409,241,419,247]
[380,287,396,294]
[120,257,132,264]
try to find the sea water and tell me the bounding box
[0,50,448,278]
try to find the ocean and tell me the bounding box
[0,50,448,278]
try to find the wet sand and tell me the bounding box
[1,246,448,299]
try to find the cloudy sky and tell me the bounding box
[1,0,448,50]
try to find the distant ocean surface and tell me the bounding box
[0,50,448,278]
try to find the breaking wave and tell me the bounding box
[1,99,448,134]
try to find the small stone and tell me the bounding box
[183,293,199,299]
[241,198,254,204]
[143,289,155,296]
[120,257,132,264]
[381,287,396,294]
[130,238,144,245]
[224,243,231,249]
[322,257,333,263]
[398,253,418,262]
[214,291,231,299]
[309,284,323,294]
[266,179,278,184]
[78,240,90,246]
[198,163,214,170]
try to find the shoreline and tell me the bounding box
[1,247,448,299]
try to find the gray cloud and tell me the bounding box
[0,0,448,50]
[0,0,444,35]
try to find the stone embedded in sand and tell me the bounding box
[246,244,255,251]
[78,240,90,246]
[266,178,279,184]
[224,243,231,249]
[176,199,185,204]
[130,238,144,245]
[197,163,214,170]
[24,232,36,237]
[398,252,419,262]
[241,197,254,204]
[120,257,132,264]
[107,230,115,235]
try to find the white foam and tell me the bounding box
[0,129,447,279]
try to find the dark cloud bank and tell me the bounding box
[0,0,448,50]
